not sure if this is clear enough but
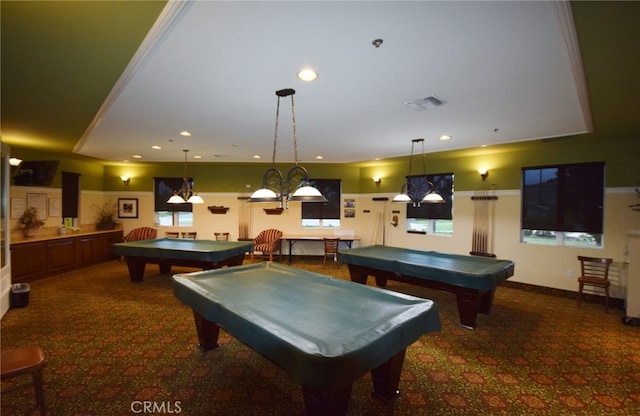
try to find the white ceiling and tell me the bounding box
[74,0,591,164]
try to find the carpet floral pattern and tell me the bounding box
[1,257,639,415]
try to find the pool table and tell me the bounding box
[113,238,253,282]
[172,262,441,416]
[339,245,515,329]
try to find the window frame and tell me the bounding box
[520,162,605,247]
[301,179,341,229]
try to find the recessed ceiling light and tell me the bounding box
[193,155,202,159]
[439,135,451,141]
[132,155,143,159]
[315,155,324,160]
[253,155,261,159]
[151,145,162,150]
[298,68,318,82]
[179,131,192,137]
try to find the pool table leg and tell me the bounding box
[125,258,146,282]
[301,384,352,416]
[371,348,405,403]
[455,289,496,329]
[478,289,495,314]
[192,311,220,352]
[158,260,171,274]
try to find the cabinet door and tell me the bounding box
[10,242,47,281]
[46,238,76,274]
[77,235,107,265]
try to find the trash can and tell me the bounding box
[10,283,30,308]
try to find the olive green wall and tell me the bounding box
[8,134,639,193]
[7,147,105,190]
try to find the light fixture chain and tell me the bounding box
[272,96,281,166]
[291,94,298,166]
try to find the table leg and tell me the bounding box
[288,240,295,264]
[478,290,495,314]
[455,292,481,329]
[371,349,405,403]
[125,258,146,282]
[301,383,353,416]
[192,311,220,352]
[158,261,171,274]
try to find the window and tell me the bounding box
[62,171,80,218]
[154,177,194,227]
[406,173,454,235]
[301,179,341,228]
[521,162,604,247]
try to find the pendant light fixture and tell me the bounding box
[248,88,326,207]
[392,138,445,206]
[167,149,204,204]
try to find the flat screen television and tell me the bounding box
[13,161,59,186]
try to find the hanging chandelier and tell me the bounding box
[392,138,445,206]
[248,88,326,207]
[167,149,204,204]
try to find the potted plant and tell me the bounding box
[94,202,118,230]
[19,207,45,237]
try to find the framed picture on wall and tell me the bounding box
[118,198,138,219]
[27,193,48,220]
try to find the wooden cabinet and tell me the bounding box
[47,238,77,275]
[10,230,123,282]
[10,241,48,281]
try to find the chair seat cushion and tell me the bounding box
[255,243,277,253]
[578,276,611,286]
[1,346,46,379]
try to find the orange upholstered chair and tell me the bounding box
[123,227,158,243]
[121,227,158,262]
[251,229,283,261]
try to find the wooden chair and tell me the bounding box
[1,345,47,415]
[214,232,229,241]
[165,231,180,238]
[182,232,197,239]
[577,256,613,312]
[323,237,341,268]
[251,229,283,261]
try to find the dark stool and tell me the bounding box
[1,345,47,415]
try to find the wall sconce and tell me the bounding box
[120,176,130,185]
[478,168,489,181]
[373,177,381,187]
[9,157,22,167]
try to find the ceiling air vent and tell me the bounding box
[405,95,445,112]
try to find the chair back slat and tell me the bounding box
[215,232,229,241]
[578,256,612,280]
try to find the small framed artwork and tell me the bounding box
[118,198,138,219]
[48,198,61,217]
[27,193,48,220]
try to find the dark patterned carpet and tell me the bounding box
[1,256,639,415]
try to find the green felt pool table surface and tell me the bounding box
[113,238,253,282]
[172,262,441,415]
